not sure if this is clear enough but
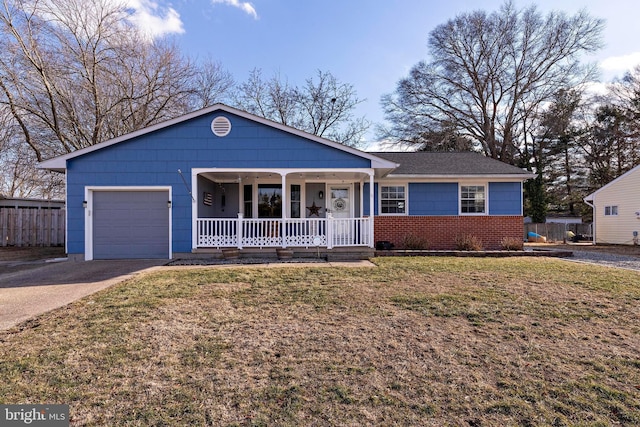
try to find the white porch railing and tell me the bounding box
[196,217,372,248]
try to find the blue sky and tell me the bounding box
[129,0,640,146]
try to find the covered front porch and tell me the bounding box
[191,168,376,250]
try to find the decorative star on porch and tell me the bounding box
[306,201,322,217]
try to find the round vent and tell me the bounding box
[211,116,231,137]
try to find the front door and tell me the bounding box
[329,185,352,245]
[329,186,351,219]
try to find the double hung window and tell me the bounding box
[460,185,486,214]
[604,205,618,216]
[381,185,406,214]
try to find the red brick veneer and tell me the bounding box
[374,216,523,250]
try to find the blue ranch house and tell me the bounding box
[39,104,533,260]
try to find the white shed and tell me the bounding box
[584,164,640,245]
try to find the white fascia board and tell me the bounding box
[193,167,376,176]
[583,163,640,202]
[383,173,535,181]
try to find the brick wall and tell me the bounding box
[374,216,523,250]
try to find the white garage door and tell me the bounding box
[92,190,170,259]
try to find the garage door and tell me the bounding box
[93,190,170,259]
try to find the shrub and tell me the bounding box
[455,234,483,251]
[501,236,524,251]
[401,234,429,250]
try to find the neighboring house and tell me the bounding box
[39,104,533,260]
[584,164,640,245]
[545,216,582,225]
[523,216,582,224]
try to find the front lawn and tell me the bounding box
[1,257,638,426]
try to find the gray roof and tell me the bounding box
[373,152,533,177]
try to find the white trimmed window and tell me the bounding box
[604,205,618,216]
[381,185,406,214]
[460,185,486,214]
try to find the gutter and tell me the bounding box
[383,173,536,180]
[584,198,596,245]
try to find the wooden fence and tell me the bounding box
[0,207,65,247]
[525,222,592,243]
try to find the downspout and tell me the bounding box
[369,172,375,248]
[584,199,595,245]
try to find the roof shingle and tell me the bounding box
[372,152,532,176]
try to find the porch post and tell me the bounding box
[191,169,198,251]
[369,172,375,248]
[238,177,244,216]
[327,212,333,249]
[281,172,287,248]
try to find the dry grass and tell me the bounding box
[0,257,639,426]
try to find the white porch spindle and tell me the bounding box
[196,217,370,249]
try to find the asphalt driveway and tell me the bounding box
[0,259,167,330]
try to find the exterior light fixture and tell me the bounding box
[82,201,87,208]
[167,200,172,208]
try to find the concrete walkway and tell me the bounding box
[0,259,166,330]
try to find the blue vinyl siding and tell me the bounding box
[66,112,371,255]
[362,183,378,216]
[488,182,522,215]
[408,183,458,215]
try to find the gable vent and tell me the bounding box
[211,116,231,137]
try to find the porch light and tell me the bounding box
[318,190,324,199]
[167,200,172,208]
[82,201,87,208]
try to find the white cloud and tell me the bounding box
[211,0,258,20]
[125,0,185,38]
[600,52,640,73]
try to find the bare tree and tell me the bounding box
[381,1,603,164]
[0,117,64,198]
[234,69,299,127]
[0,0,232,161]
[0,0,233,196]
[191,56,235,109]
[234,69,369,147]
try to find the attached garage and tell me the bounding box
[90,189,171,260]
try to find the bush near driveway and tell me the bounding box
[0,257,638,426]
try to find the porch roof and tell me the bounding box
[197,168,375,182]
